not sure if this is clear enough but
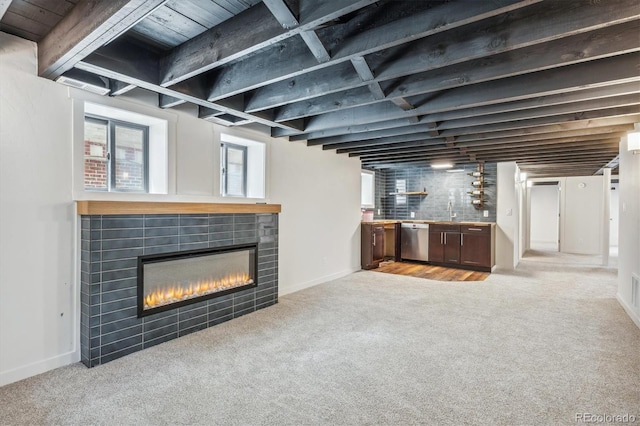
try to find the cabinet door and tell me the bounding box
[372,225,385,263]
[460,233,491,267]
[429,231,444,262]
[443,232,460,264]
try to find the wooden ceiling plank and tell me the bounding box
[1,10,50,39]
[249,5,639,116]
[22,0,76,17]
[164,0,227,28]
[0,0,11,21]
[38,0,168,79]
[210,0,537,104]
[5,1,64,27]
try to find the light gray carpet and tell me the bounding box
[1,259,639,425]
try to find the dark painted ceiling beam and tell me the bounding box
[320,109,640,152]
[208,0,538,106]
[350,134,626,158]
[291,82,640,142]
[362,150,619,168]
[248,1,639,117]
[77,39,303,132]
[159,0,378,87]
[38,0,167,79]
[358,139,621,162]
[340,117,638,155]
[159,94,185,109]
[315,92,640,147]
[262,0,331,63]
[109,80,136,96]
[245,0,544,113]
[262,0,299,29]
[360,138,621,158]
[338,125,630,155]
[273,19,640,122]
[275,53,639,137]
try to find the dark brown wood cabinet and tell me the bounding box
[429,223,495,271]
[361,223,385,269]
[429,224,461,265]
[460,225,494,271]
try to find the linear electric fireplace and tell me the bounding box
[138,243,258,317]
[79,202,279,367]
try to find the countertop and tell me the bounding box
[362,220,496,226]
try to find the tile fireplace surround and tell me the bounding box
[79,201,280,367]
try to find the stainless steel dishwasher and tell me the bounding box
[400,223,429,261]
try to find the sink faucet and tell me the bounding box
[447,200,455,221]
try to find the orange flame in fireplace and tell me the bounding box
[144,273,253,310]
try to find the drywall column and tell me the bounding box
[602,168,611,266]
[617,134,640,328]
[496,162,520,270]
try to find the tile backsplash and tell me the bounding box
[371,163,497,222]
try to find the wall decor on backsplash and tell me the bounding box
[373,163,496,222]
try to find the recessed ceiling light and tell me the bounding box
[431,163,453,169]
[445,169,465,173]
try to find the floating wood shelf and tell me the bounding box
[389,191,428,195]
[76,201,282,215]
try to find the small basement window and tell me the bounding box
[220,133,265,199]
[81,102,168,195]
[84,115,149,192]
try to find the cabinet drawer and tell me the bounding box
[430,224,460,233]
[460,225,491,235]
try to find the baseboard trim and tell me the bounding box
[617,293,640,330]
[0,350,79,387]
[279,268,359,297]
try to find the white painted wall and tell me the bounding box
[560,176,604,255]
[270,143,362,295]
[530,185,559,245]
[617,134,640,328]
[0,33,76,385]
[0,32,362,385]
[496,162,521,270]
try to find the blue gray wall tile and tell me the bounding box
[80,212,279,368]
[372,163,497,222]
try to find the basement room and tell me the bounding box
[0,0,638,425]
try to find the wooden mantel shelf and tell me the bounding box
[76,201,281,215]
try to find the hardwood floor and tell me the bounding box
[373,261,489,282]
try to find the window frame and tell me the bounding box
[220,142,248,198]
[84,114,150,193]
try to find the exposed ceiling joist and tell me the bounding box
[38,0,168,79]
[2,0,636,177]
